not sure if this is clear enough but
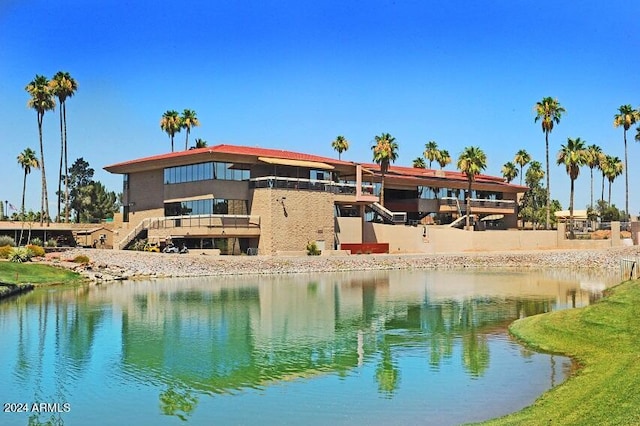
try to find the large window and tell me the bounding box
[164,198,248,216]
[164,162,250,184]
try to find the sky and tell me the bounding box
[1,0,639,218]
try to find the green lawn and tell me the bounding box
[483,279,640,425]
[0,261,83,285]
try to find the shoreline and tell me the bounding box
[45,246,640,282]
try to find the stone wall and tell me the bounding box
[250,189,334,254]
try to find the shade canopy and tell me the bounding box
[258,157,334,170]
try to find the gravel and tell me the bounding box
[47,246,640,282]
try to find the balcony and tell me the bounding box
[439,197,516,214]
[249,176,377,202]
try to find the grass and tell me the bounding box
[0,261,83,285]
[482,279,640,425]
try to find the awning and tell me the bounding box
[480,214,504,221]
[554,210,588,220]
[164,194,214,203]
[258,156,334,170]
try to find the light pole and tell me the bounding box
[3,200,7,220]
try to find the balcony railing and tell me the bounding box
[249,176,374,195]
[440,197,516,210]
[149,214,261,230]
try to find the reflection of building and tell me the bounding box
[103,144,526,254]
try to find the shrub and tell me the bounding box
[0,235,16,247]
[9,247,33,263]
[72,254,90,264]
[46,239,57,247]
[26,244,45,257]
[306,241,321,256]
[30,237,43,247]
[0,245,13,259]
[129,239,147,251]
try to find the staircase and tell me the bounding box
[116,217,160,250]
[369,202,407,225]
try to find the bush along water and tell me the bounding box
[306,241,321,256]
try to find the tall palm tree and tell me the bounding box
[514,149,531,186]
[424,140,439,169]
[50,71,78,223]
[17,148,40,245]
[331,135,349,160]
[602,155,624,205]
[534,97,565,229]
[160,110,181,152]
[501,162,518,183]
[613,105,639,220]
[437,149,451,169]
[371,133,398,207]
[194,138,208,148]
[26,75,55,225]
[180,109,200,150]
[585,144,603,209]
[457,146,487,230]
[556,137,588,237]
[412,157,425,168]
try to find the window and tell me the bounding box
[164,199,248,216]
[165,162,249,184]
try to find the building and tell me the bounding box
[103,144,526,255]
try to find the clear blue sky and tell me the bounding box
[1,0,639,217]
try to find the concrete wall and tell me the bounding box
[335,217,362,244]
[250,189,335,255]
[128,170,164,211]
[164,180,250,201]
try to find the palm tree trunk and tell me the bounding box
[589,169,593,209]
[623,129,629,220]
[171,135,174,152]
[64,103,70,223]
[57,106,64,222]
[19,172,27,245]
[545,131,551,230]
[380,174,385,207]
[466,180,472,230]
[185,130,189,151]
[37,113,50,226]
[601,172,605,203]
[608,180,612,205]
[569,177,575,238]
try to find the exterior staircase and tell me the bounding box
[369,202,407,225]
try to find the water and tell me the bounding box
[0,268,618,426]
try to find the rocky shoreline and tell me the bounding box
[44,246,640,282]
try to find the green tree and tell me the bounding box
[423,140,439,168]
[412,157,425,168]
[67,158,94,223]
[371,133,398,207]
[331,135,349,160]
[514,149,531,186]
[519,161,546,229]
[613,105,639,220]
[534,97,565,229]
[160,110,181,152]
[437,149,451,169]
[82,181,120,222]
[585,144,603,209]
[180,109,200,150]
[602,155,624,205]
[501,161,518,183]
[194,138,207,148]
[50,71,78,223]
[17,148,40,245]
[457,146,487,230]
[26,75,55,225]
[557,137,588,237]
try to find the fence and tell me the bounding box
[620,257,639,281]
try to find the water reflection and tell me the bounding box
[0,268,618,425]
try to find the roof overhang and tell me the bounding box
[164,194,215,203]
[258,157,334,170]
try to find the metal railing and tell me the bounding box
[440,197,516,210]
[250,176,374,195]
[149,214,260,230]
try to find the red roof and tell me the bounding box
[104,144,353,170]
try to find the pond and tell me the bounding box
[0,268,619,425]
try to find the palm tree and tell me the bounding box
[194,138,207,148]
[17,148,39,245]
[424,140,439,169]
[613,105,639,220]
[636,126,640,143]
[180,109,200,150]
[371,133,399,207]
[437,149,451,169]
[585,144,603,209]
[534,97,565,229]
[331,135,349,160]
[457,146,487,230]
[501,162,518,183]
[50,71,78,223]
[602,155,624,205]
[412,157,425,168]
[514,149,531,186]
[556,137,588,237]
[26,75,55,225]
[160,110,181,152]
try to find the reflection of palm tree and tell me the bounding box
[375,343,400,396]
[159,386,199,421]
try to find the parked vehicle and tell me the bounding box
[163,243,179,254]
[144,242,160,253]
